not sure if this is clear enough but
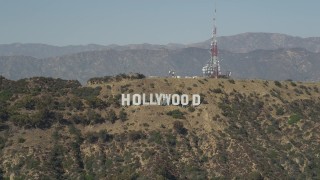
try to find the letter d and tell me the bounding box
[192,94,201,106]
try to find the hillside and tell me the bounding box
[1,76,320,179]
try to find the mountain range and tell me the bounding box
[0,32,320,83]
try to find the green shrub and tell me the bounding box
[69,98,84,110]
[0,124,9,131]
[10,114,31,127]
[228,79,235,84]
[119,109,128,122]
[86,110,105,124]
[148,131,162,144]
[288,114,302,125]
[52,130,60,141]
[166,134,177,146]
[167,109,185,119]
[0,136,6,149]
[188,106,195,113]
[86,132,99,143]
[72,87,101,99]
[0,90,13,102]
[98,129,113,142]
[86,97,107,109]
[291,82,297,87]
[276,107,285,116]
[274,81,282,88]
[0,109,9,122]
[106,109,117,123]
[129,131,145,142]
[173,121,187,135]
[71,114,86,125]
[18,137,26,143]
[212,88,223,94]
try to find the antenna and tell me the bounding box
[202,0,221,78]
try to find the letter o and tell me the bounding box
[172,94,180,106]
[132,94,141,105]
[181,94,189,106]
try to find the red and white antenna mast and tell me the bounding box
[202,1,221,78]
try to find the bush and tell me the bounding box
[106,109,117,123]
[290,82,297,87]
[129,131,145,142]
[86,132,99,143]
[288,114,302,125]
[119,109,128,122]
[10,114,31,127]
[148,131,162,144]
[166,134,177,146]
[0,90,13,102]
[98,130,113,142]
[31,108,56,129]
[274,81,282,88]
[188,106,195,113]
[86,97,108,109]
[70,114,86,125]
[69,98,84,110]
[276,107,285,116]
[173,121,187,135]
[72,87,101,100]
[0,136,6,149]
[0,109,9,122]
[18,137,26,143]
[228,79,235,84]
[212,88,223,94]
[86,110,105,124]
[0,124,9,131]
[22,97,36,110]
[167,109,185,119]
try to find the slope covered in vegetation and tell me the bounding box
[0,76,320,179]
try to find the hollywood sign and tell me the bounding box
[121,93,201,106]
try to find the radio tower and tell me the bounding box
[202,3,221,78]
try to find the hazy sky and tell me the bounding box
[1,0,319,46]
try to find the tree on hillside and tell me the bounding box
[173,121,187,135]
[106,109,117,123]
[119,109,127,122]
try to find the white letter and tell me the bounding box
[149,94,157,105]
[181,94,189,106]
[142,93,149,105]
[172,94,180,106]
[164,94,171,105]
[132,94,141,106]
[155,93,163,105]
[192,94,201,106]
[122,94,130,106]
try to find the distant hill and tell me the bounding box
[1,32,320,83]
[192,32,320,53]
[1,33,320,59]
[1,47,320,84]
[0,43,109,59]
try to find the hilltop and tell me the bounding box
[0,76,320,179]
